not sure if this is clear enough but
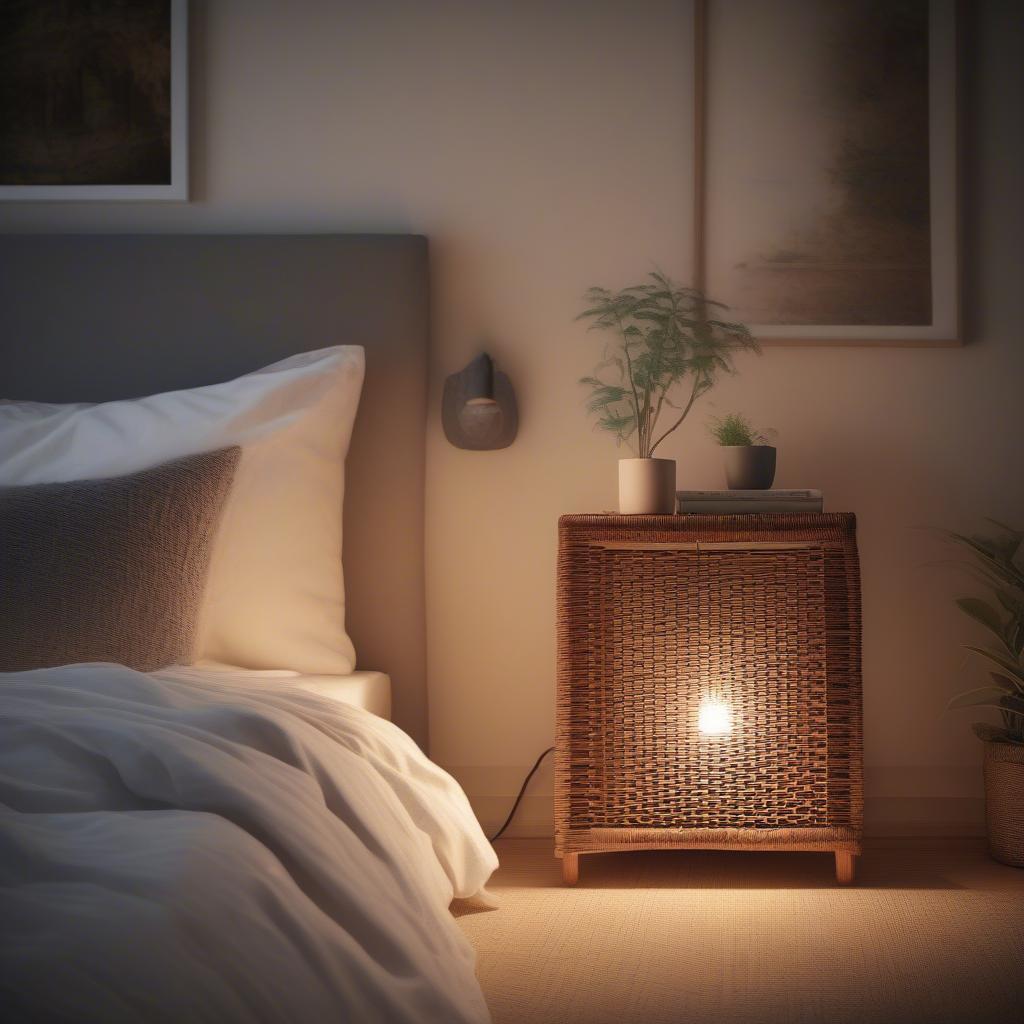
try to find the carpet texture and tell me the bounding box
[458,843,1024,1024]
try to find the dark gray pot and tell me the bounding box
[723,445,776,489]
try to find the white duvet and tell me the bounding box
[0,663,497,1023]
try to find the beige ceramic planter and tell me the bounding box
[618,458,676,514]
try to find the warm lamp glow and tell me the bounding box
[698,700,732,736]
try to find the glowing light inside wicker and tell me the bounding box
[698,699,732,736]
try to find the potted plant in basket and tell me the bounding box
[708,413,777,489]
[577,272,757,514]
[947,520,1024,867]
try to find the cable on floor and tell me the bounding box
[488,746,555,843]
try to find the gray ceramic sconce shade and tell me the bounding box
[442,353,518,450]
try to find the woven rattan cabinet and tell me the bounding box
[555,514,863,885]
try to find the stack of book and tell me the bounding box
[677,489,823,514]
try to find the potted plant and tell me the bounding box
[708,412,777,489]
[947,520,1024,867]
[577,272,757,514]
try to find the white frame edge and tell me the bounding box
[696,0,961,347]
[0,0,188,202]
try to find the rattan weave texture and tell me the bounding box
[984,740,1024,866]
[555,514,863,860]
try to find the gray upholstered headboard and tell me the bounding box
[0,234,430,749]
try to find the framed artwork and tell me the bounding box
[0,0,187,201]
[693,0,960,346]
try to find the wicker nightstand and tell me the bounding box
[555,513,863,885]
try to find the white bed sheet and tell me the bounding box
[165,662,392,720]
[0,662,496,1023]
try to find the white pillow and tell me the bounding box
[0,346,364,675]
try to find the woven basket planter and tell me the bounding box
[555,513,863,885]
[984,740,1024,867]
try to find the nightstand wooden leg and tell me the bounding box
[562,853,579,885]
[835,851,855,885]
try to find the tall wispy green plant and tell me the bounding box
[947,520,1024,745]
[577,272,758,458]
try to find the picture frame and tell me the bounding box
[0,0,188,202]
[692,0,961,346]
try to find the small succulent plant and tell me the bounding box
[707,412,773,447]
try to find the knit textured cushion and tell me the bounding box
[0,447,240,673]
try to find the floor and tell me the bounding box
[456,838,1024,1024]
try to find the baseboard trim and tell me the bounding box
[447,763,988,840]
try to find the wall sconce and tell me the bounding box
[442,352,518,450]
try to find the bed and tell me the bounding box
[0,235,496,1023]
[0,233,429,743]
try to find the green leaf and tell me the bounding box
[955,597,1008,645]
[950,694,1024,716]
[585,388,629,414]
[991,672,1019,691]
[995,587,1024,615]
[972,722,1024,744]
[984,518,1024,543]
[597,411,636,435]
[707,412,769,446]
[946,531,1024,592]
[576,273,764,451]
[964,645,1024,690]
[948,683,1015,710]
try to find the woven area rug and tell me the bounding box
[457,846,1024,1024]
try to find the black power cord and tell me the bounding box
[489,746,555,843]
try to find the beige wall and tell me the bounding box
[4,0,1022,837]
